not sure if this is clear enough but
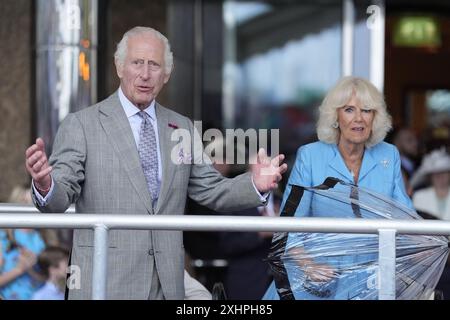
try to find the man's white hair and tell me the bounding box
[114,26,173,75]
[316,76,392,148]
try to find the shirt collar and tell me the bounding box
[118,87,156,120]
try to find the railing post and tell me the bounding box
[378,228,396,300]
[92,224,109,300]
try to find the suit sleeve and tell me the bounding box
[185,121,262,212]
[33,113,86,213]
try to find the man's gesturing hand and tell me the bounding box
[25,138,52,194]
[251,148,288,193]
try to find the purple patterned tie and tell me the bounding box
[138,111,159,205]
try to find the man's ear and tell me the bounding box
[115,59,123,79]
[163,63,174,84]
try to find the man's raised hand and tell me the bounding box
[25,138,52,194]
[251,148,288,193]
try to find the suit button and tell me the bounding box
[148,249,154,255]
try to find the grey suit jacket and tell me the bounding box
[33,92,262,299]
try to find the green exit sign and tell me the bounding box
[393,16,441,48]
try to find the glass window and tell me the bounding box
[223,1,342,160]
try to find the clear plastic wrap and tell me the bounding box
[267,178,449,300]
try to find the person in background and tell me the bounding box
[392,127,420,196]
[184,270,212,300]
[0,229,45,299]
[185,137,277,299]
[411,148,450,220]
[218,193,280,300]
[393,127,420,179]
[32,246,69,300]
[8,186,61,247]
[0,187,47,299]
[411,148,450,299]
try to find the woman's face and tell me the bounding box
[337,95,375,147]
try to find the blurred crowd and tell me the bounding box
[0,186,70,300]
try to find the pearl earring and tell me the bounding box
[332,122,339,129]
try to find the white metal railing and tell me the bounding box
[1,203,450,300]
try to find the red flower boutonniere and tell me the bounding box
[168,122,179,129]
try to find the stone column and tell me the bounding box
[0,1,33,201]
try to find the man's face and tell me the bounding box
[116,33,171,110]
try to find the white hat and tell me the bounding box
[410,148,450,188]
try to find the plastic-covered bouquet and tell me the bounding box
[268,177,448,300]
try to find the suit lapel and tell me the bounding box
[329,144,354,182]
[98,93,154,214]
[154,103,178,214]
[329,144,378,184]
[358,147,377,182]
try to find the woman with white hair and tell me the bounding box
[263,76,413,300]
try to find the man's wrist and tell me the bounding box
[250,175,269,203]
[34,182,51,194]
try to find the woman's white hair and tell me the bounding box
[114,26,173,76]
[317,76,392,148]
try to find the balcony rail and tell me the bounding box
[1,203,450,300]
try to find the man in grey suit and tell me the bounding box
[25,26,287,300]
